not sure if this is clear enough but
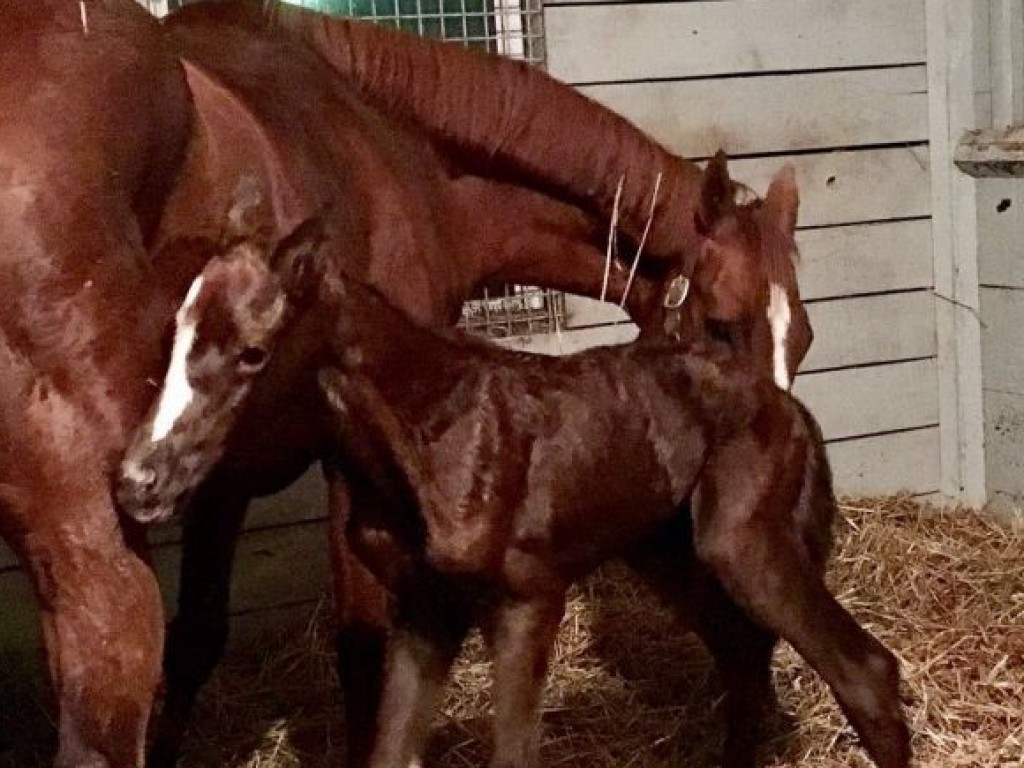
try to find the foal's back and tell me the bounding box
[328,278,787,583]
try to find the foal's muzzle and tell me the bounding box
[115,463,177,525]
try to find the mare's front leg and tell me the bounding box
[2,481,163,768]
[487,593,566,768]
[693,448,910,768]
[148,483,250,768]
[626,512,778,768]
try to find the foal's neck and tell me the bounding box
[320,273,480,399]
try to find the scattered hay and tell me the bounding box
[5,497,1023,767]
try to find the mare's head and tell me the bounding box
[650,152,811,389]
[116,219,324,523]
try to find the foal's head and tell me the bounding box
[116,220,323,523]
[650,152,811,389]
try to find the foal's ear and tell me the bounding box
[764,164,800,234]
[271,216,327,299]
[695,150,733,235]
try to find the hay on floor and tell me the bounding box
[169,496,1023,768]
[5,497,1022,767]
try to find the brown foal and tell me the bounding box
[116,235,910,768]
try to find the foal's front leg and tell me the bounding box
[369,582,472,768]
[325,469,392,768]
[488,593,567,768]
[151,482,250,768]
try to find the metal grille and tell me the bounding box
[286,0,545,66]
[459,285,565,339]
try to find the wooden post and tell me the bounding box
[990,0,1024,127]
[926,0,988,506]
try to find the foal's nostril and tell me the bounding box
[115,462,173,524]
[121,463,158,490]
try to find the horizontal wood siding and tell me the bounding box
[545,0,925,83]
[578,66,930,157]
[525,0,937,497]
[0,469,331,635]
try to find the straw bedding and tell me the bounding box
[3,496,1022,767]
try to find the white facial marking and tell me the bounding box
[767,282,792,390]
[151,276,204,440]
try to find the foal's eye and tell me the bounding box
[238,346,269,371]
[706,319,733,344]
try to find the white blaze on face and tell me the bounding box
[151,276,205,441]
[767,282,792,390]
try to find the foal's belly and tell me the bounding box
[501,426,703,590]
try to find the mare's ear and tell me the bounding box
[270,216,327,300]
[695,150,733,235]
[764,164,800,234]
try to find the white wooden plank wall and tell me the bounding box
[505,0,939,497]
[978,177,1024,511]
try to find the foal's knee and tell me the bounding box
[848,641,903,721]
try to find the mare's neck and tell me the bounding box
[446,178,657,320]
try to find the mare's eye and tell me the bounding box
[238,346,269,371]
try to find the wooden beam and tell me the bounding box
[926,0,988,505]
[955,125,1024,178]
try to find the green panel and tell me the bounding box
[283,0,492,43]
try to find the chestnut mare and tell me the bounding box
[115,209,909,768]
[1,2,808,767]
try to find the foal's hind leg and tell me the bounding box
[627,515,777,768]
[693,454,910,768]
[149,485,249,768]
[368,576,472,768]
[694,583,778,768]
